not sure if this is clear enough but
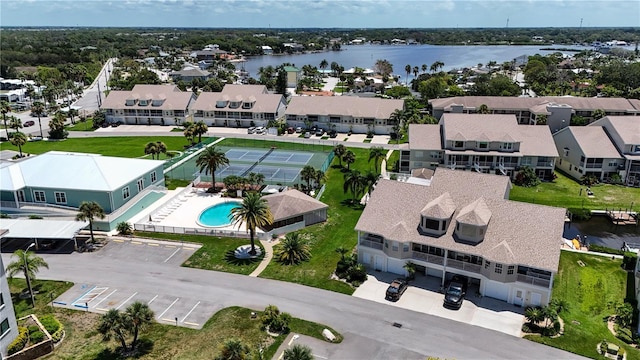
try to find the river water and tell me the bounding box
[564,216,640,250]
[242,44,584,80]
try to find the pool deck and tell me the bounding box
[129,188,253,235]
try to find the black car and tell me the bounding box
[385,278,408,302]
[327,130,338,138]
[444,275,468,309]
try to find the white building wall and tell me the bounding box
[0,257,18,356]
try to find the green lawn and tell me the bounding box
[135,231,264,275]
[0,136,209,158]
[509,171,640,211]
[65,120,94,132]
[386,150,399,172]
[525,251,639,358]
[8,278,74,318]
[258,148,376,294]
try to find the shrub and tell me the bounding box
[27,325,40,334]
[269,312,291,333]
[261,305,280,329]
[521,323,533,333]
[8,327,29,355]
[30,330,45,343]
[622,252,637,271]
[28,215,44,219]
[346,263,367,283]
[513,166,541,187]
[51,327,64,343]
[600,339,608,355]
[116,221,133,236]
[39,315,62,335]
[588,244,624,255]
[568,207,591,221]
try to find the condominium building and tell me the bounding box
[0,248,18,356]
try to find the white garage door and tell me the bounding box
[387,258,406,276]
[483,280,509,302]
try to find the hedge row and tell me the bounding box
[8,327,28,355]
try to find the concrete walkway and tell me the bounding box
[380,148,395,179]
[249,238,279,277]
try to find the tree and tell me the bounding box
[216,339,251,360]
[48,113,68,139]
[363,170,380,195]
[8,115,22,135]
[275,68,288,95]
[6,249,49,306]
[334,144,346,167]
[300,165,316,191]
[535,114,547,125]
[343,170,366,202]
[125,301,154,349]
[592,109,606,120]
[230,192,273,256]
[368,147,387,173]
[76,201,106,243]
[421,64,428,74]
[513,166,541,187]
[275,233,311,265]
[319,59,328,75]
[313,170,326,190]
[343,150,355,171]
[616,303,634,328]
[192,120,208,143]
[404,64,411,86]
[155,141,167,159]
[10,132,27,157]
[283,344,313,360]
[335,246,349,262]
[98,309,129,351]
[116,221,133,236]
[525,306,544,325]
[477,104,491,114]
[144,142,158,159]
[68,108,79,125]
[0,100,11,137]
[430,61,444,73]
[183,126,195,144]
[196,146,229,191]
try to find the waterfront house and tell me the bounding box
[399,114,558,180]
[355,168,565,307]
[590,116,640,187]
[169,67,212,83]
[101,84,196,126]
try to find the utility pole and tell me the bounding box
[506,18,509,28]
[579,18,583,29]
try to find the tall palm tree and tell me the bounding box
[155,141,167,159]
[319,59,328,75]
[68,108,79,124]
[275,233,311,265]
[413,66,419,80]
[334,144,346,167]
[98,309,129,351]
[0,100,11,137]
[8,116,22,136]
[343,170,366,202]
[216,339,250,360]
[31,101,46,138]
[404,64,411,86]
[10,132,27,158]
[430,61,445,74]
[368,146,387,173]
[6,249,49,307]
[421,64,428,74]
[300,165,316,190]
[183,126,195,145]
[192,120,208,143]
[313,170,326,190]
[125,301,154,349]
[363,170,380,195]
[231,192,273,256]
[76,201,105,243]
[196,146,229,191]
[343,150,356,171]
[144,142,158,159]
[283,344,314,360]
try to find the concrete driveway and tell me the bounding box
[353,272,525,337]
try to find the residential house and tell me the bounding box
[285,96,404,135]
[101,84,196,126]
[283,66,301,89]
[0,246,18,357]
[169,67,212,83]
[191,84,286,128]
[400,114,558,180]
[189,47,228,61]
[0,151,166,231]
[355,168,565,307]
[590,116,640,187]
[262,189,328,236]
[260,46,274,55]
[430,96,640,133]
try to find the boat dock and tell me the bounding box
[606,210,638,225]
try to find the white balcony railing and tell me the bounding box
[516,274,551,288]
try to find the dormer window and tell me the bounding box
[454,141,464,148]
[229,101,240,109]
[125,98,137,106]
[478,142,488,150]
[216,100,228,108]
[454,198,491,244]
[420,192,456,236]
[633,145,640,153]
[242,101,254,109]
[138,99,149,106]
[501,142,513,151]
[152,99,165,107]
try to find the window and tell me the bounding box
[501,142,513,150]
[495,263,503,274]
[392,242,399,252]
[150,171,157,183]
[507,265,515,275]
[484,260,491,269]
[54,192,67,204]
[34,190,46,202]
[123,186,130,200]
[454,141,464,148]
[634,145,640,153]
[423,218,440,230]
[403,243,409,252]
[563,147,569,157]
[0,318,9,336]
[608,160,618,167]
[478,142,488,149]
[0,293,4,307]
[137,179,144,192]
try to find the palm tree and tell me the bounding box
[477,104,491,114]
[319,59,328,75]
[155,141,167,159]
[283,344,313,360]
[430,61,444,73]
[192,120,208,143]
[368,146,387,173]
[125,301,154,349]
[275,233,311,265]
[334,144,346,167]
[343,170,366,202]
[76,201,106,243]
[524,306,544,325]
[196,146,229,191]
[335,246,349,262]
[68,108,79,124]
[313,170,326,190]
[8,116,22,135]
[300,165,316,191]
[343,150,356,171]
[183,126,195,144]
[404,64,411,86]
[6,249,49,306]
[413,66,419,80]
[10,132,27,157]
[0,100,11,137]
[421,64,428,74]
[144,142,158,159]
[363,170,380,195]
[230,192,273,256]
[98,309,129,351]
[216,339,250,360]
[31,101,46,138]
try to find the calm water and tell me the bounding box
[242,44,584,80]
[564,215,640,250]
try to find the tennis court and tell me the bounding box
[215,164,301,183]
[225,149,313,165]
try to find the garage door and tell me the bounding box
[483,280,509,302]
[387,259,405,275]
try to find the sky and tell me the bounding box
[1,0,639,28]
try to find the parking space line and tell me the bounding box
[183,247,198,250]
[164,248,181,263]
[113,239,124,243]
[92,289,117,308]
[71,285,96,305]
[131,241,143,245]
[165,245,176,248]
[183,321,200,326]
[181,301,200,322]
[158,298,179,319]
[96,307,110,312]
[148,295,159,305]
[148,243,159,247]
[116,292,138,310]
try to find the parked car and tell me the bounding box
[295,127,303,133]
[23,120,35,127]
[304,131,311,139]
[30,112,47,117]
[255,126,266,134]
[315,128,325,136]
[328,130,338,138]
[39,239,56,250]
[110,121,122,128]
[247,126,256,134]
[443,275,468,309]
[385,278,408,302]
[287,127,295,134]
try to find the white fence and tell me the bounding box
[134,223,269,240]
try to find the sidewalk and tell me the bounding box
[248,238,279,277]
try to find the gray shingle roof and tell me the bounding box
[264,189,328,221]
[354,169,565,272]
[591,116,640,146]
[285,96,404,119]
[101,84,193,111]
[430,96,640,113]
[558,126,622,158]
[421,192,456,219]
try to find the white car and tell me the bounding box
[255,126,266,134]
[247,126,256,134]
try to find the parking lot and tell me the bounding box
[91,237,200,266]
[353,272,525,337]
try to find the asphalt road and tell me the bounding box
[3,252,585,360]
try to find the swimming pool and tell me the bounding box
[197,201,241,227]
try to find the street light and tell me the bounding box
[24,243,36,308]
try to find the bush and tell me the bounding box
[8,326,29,355]
[514,166,541,187]
[30,330,45,343]
[588,244,624,255]
[346,264,367,283]
[568,207,591,221]
[622,252,637,271]
[39,314,62,335]
[521,323,533,333]
[27,325,40,334]
[269,312,291,333]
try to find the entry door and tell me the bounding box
[16,190,25,202]
[374,255,384,271]
[514,289,525,307]
[530,293,542,307]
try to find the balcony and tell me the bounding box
[585,163,604,169]
[411,252,444,265]
[517,274,551,288]
[536,161,555,168]
[359,239,383,250]
[446,258,481,273]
